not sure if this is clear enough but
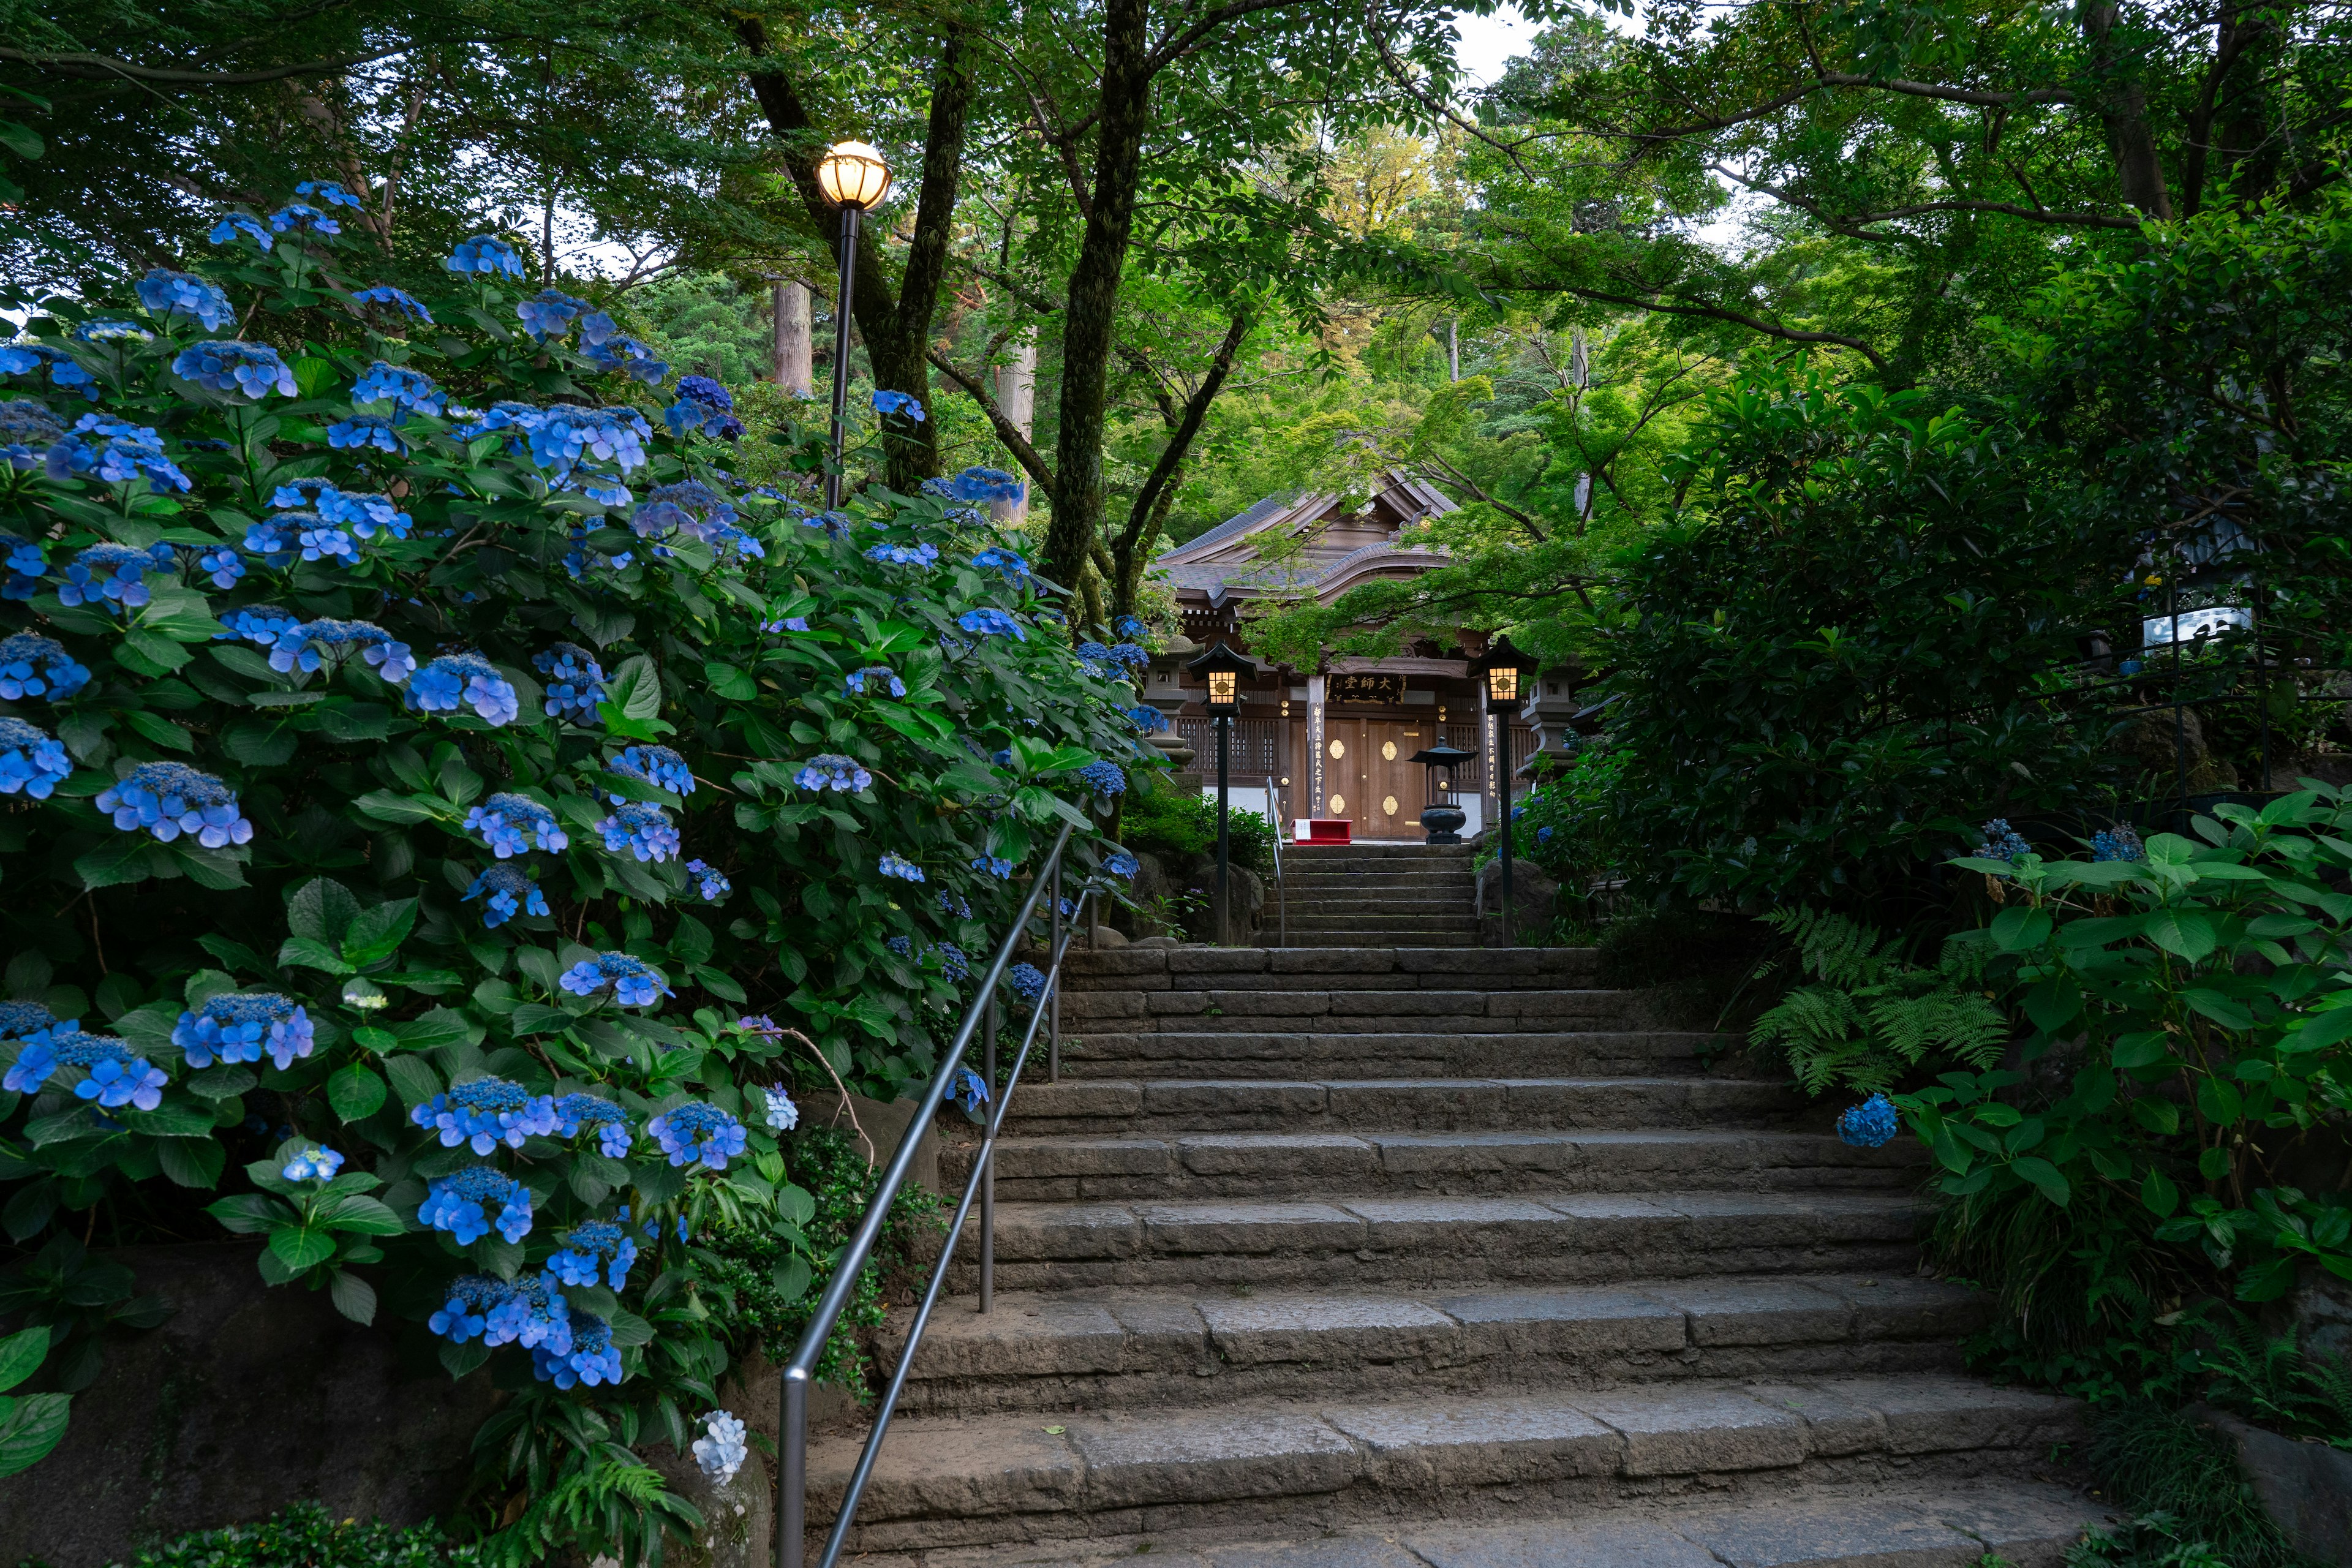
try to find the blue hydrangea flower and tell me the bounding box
[548,1223,635,1287]
[958,608,1024,641]
[327,413,405,453]
[173,993,312,1069]
[871,389,925,421]
[0,718,70,799]
[1006,963,1047,1002]
[664,375,739,439]
[351,285,432,322]
[1838,1093,1900,1149]
[208,213,273,250]
[268,202,338,236]
[952,1066,990,1114]
[945,466,1023,503]
[295,179,366,209]
[282,1145,344,1182]
[0,403,63,480]
[428,1274,511,1342]
[866,541,939,568]
[2091,826,2145,862]
[241,517,297,568]
[693,1411,748,1482]
[56,543,170,612]
[609,745,694,798]
[877,852,925,883]
[447,234,526,277]
[173,341,296,399]
[316,489,411,540]
[937,892,972,920]
[1114,615,1148,638]
[845,665,907,698]
[484,1273,572,1351]
[934,943,970,982]
[530,406,650,473]
[1105,851,1139,879]
[553,1095,633,1159]
[214,605,303,646]
[74,318,152,344]
[760,1084,798,1131]
[74,1054,167,1111]
[970,547,1029,582]
[453,399,546,443]
[559,952,672,1008]
[0,1001,61,1046]
[0,531,42,597]
[1537,825,1555,842]
[704,521,765,562]
[268,619,413,681]
[465,864,550,928]
[762,615,810,633]
[290,514,358,563]
[407,654,519,725]
[192,543,245,589]
[645,1101,747,1169]
[1107,643,1150,671]
[420,1166,535,1245]
[97,763,253,849]
[584,336,668,383]
[0,342,91,398]
[349,361,446,417]
[971,855,1014,879]
[467,793,568,858]
[533,643,607,724]
[44,415,191,492]
[596,802,680,863]
[1079,761,1126,796]
[413,1076,560,1154]
[686,859,730,902]
[0,634,91,703]
[516,290,592,341]
[136,269,235,331]
[532,1308,622,1388]
[1974,819,2032,865]
[793,754,872,793]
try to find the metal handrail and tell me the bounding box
[1264,774,1286,948]
[777,820,1095,1568]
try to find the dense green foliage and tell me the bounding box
[111,1501,485,1568]
[1118,777,1276,877]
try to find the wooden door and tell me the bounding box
[1362,720,1428,839]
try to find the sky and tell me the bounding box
[1449,4,1550,89]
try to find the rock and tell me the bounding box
[1128,935,1179,949]
[2192,1403,2352,1565]
[643,1442,772,1568]
[796,1090,939,1192]
[2116,706,2239,792]
[1085,923,1130,949]
[1475,856,1558,938]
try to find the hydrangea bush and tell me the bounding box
[0,195,1149,1561]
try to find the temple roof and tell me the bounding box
[1155,471,1455,608]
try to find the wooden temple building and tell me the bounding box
[1143,473,1574,842]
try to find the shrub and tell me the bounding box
[1120,775,1274,876]
[114,1501,483,1568]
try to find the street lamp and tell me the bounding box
[1467,634,1540,945]
[1406,741,1477,845]
[1186,643,1257,944]
[813,140,892,509]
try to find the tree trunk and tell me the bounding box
[1041,0,1153,589]
[774,281,812,398]
[2079,2,2174,219]
[992,333,1037,527]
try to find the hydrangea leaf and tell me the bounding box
[184,1065,256,1100]
[0,1390,69,1479]
[119,711,195,753]
[266,1224,338,1271]
[122,1102,215,1139]
[287,876,362,947]
[0,1325,47,1394]
[604,654,663,721]
[276,937,354,976]
[352,790,443,825]
[120,630,194,673]
[312,1193,403,1235]
[156,1138,225,1189]
[341,899,418,968]
[390,1008,474,1051]
[328,1268,376,1325]
[205,1193,287,1234]
[608,1309,654,1348]
[327,1065,386,1122]
[381,1055,442,1111]
[769,1256,812,1300]
[74,837,160,891]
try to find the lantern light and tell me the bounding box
[815,141,893,210]
[1185,643,1257,718]
[1468,633,1539,714]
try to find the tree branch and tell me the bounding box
[1123,311,1250,548]
[0,43,409,85]
[927,349,1058,496]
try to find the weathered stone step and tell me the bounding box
[1001,1076,1798,1136]
[1279,932,1484,949]
[1284,913,1480,931]
[944,1189,1921,1292]
[1062,948,1600,992]
[1065,990,1643,1034]
[809,1375,2082,1551]
[954,1129,1920,1202]
[1058,1031,1722,1080]
[886,1274,1986,1417]
[854,1480,2108,1567]
[1281,876,1476,894]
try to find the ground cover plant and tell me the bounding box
[0,188,1153,1559]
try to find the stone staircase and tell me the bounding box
[805,946,2105,1566]
[1275,843,1480,948]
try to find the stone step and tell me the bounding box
[952,1129,1921,1203]
[1058,1031,1722,1080]
[1062,949,1600,992]
[808,1375,2083,1551]
[1000,1076,1799,1136]
[1280,875,1477,893]
[845,1480,2110,1567]
[1283,913,1479,932]
[944,1189,1922,1292]
[886,1274,1987,1417]
[1063,990,1645,1033]
[1278,933,1485,949]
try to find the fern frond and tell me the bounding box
[1869,992,2010,1069]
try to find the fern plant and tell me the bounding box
[2195,1317,2352,1448]
[1747,907,2010,1095]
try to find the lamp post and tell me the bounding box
[1186,643,1257,943]
[1467,635,1539,945]
[812,140,892,510]
[1406,741,1477,845]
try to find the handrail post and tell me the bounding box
[980,992,997,1314]
[1049,859,1063,1082]
[778,1366,807,1568]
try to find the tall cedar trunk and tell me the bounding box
[1042,0,1153,590]
[736,22,975,491]
[2079,2,2174,219]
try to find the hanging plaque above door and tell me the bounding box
[1330,673,1404,704]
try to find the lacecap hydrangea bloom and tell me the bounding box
[1974,818,2031,863]
[1105,851,1139,879]
[2091,825,2146,862]
[553,1094,633,1158]
[407,654,520,725]
[646,1101,747,1169]
[865,541,938,568]
[0,1000,60,1042]
[428,1273,571,1349]
[412,1076,560,1155]
[173,993,314,1069]
[43,416,190,493]
[351,285,432,323]
[135,268,234,331]
[871,389,925,421]
[419,1165,535,1245]
[761,1084,798,1131]
[952,1066,990,1114]
[282,1146,344,1182]
[327,413,404,453]
[266,201,337,236]
[1127,705,1169,735]
[877,852,925,883]
[97,762,254,849]
[693,1411,748,1483]
[595,802,680,863]
[687,859,731,902]
[1837,1093,1900,1149]
[793,754,871,793]
[172,340,297,399]
[533,643,607,724]
[1079,761,1126,796]
[215,605,303,646]
[943,466,1023,503]
[75,1052,168,1110]
[312,488,412,540]
[447,234,526,277]
[665,375,742,439]
[516,289,600,342]
[0,717,72,799]
[971,854,1014,879]
[559,952,672,1008]
[585,336,668,383]
[192,543,244,589]
[0,532,43,595]
[529,405,650,473]
[548,1219,639,1289]
[466,793,568,858]
[533,1308,623,1388]
[609,745,693,797]
[970,546,1030,582]
[464,864,550,928]
[957,608,1023,641]
[269,620,414,682]
[844,665,906,698]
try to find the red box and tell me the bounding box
[1301,818,1351,845]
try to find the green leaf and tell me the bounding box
[157,1138,225,1190]
[341,899,418,967]
[74,837,159,891]
[186,1065,257,1100]
[2285,1006,2352,1055]
[327,1066,386,1123]
[120,710,195,752]
[704,662,758,701]
[0,1326,48,1394]
[0,121,43,160]
[2131,1096,2181,1135]
[2196,1077,2245,1126]
[312,1194,404,1235]
[267,1225,339,1272]
[206,1193,288,1235]
[287,877,361,946]
[2198,1145,2232,1181]
[393,1008,475,1050]
[383,1055,442,1109]
[508,1003,576,1036]
[2144,909,2218,962]
[2141,1169,2180,1218]
[608,1310,654,1348]
[2111,1033,2173,1071]
[122,1101,217,1138]
[275,936,354,976]
[2182,989,2256,1031]
[352,790,445,825]
[606,654,663,721]
[0,1391,70,1479]
[769,1256,812,1300]
[328,1270,377,1325]
[2010,1155,2071,1207]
